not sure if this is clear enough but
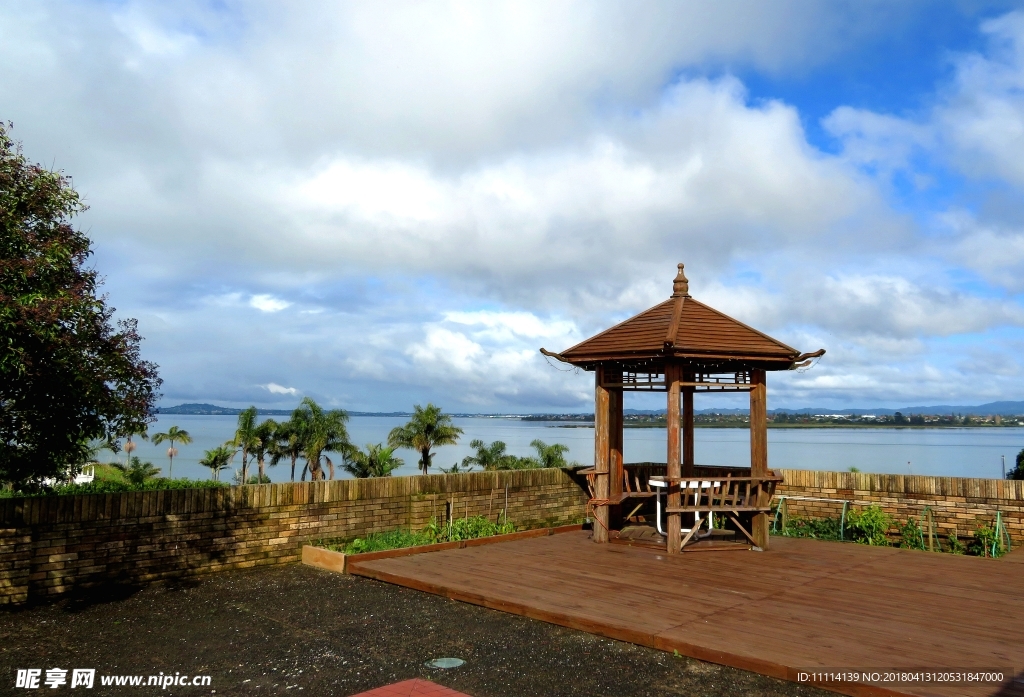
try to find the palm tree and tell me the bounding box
[270,418,304,482]
[112,456,161,486]
[251,419,279,482]
[387,404,464,475]
[231,407,259,483]
[292,397,351,481]
[152,426,192,479]
[344,443,404,478]
[121,427,149,466]
[198,445,233,482]
[461,439,514,471]
[530,439,570,468]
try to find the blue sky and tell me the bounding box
[4,1,1024,412]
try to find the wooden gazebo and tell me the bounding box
[541,264,824,553]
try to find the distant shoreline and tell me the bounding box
[554,422,1024,429]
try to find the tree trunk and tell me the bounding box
[420,449,430,475]
[241,447,249,483]
[290,456,296,482]
[300,463,308,481]
[326,455,334,480]
[258,454,265,481]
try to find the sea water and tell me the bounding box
[120,415,1024,483]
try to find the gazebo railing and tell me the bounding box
[575,463,782,549]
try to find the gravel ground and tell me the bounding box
[0,564,831,697]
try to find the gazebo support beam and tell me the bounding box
[610,381,624,529]
[683,372,694,478]
[593,367,611,543]
[666,363,682,553]
[749,368,769,549]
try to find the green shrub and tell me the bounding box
[947,533,966,555]
[0,478,229,498]
[777,515,844,541]
[845,505,892,546]
[899,517,925,550]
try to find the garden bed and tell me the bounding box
[771,502,1014,557]
[302,523,584,574]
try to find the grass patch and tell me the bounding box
[320,515,517,555]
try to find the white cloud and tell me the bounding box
[5,2,1024,410]
[249,294,291,312]
[262,383,299,396]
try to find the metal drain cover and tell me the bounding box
[425,657,465,669]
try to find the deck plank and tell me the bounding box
[348,532,1024,697]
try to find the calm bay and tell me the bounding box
[127,415,1024,483]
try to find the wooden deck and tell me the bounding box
[348,531,1024,697]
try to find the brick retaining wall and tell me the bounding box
[4,467,1021,606]
[777,469,1024,544]
[0,468,589,606]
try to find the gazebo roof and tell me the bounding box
[545,264,817,369]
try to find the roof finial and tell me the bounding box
[672,263,689,297]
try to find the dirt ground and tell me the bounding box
[0,563,831,697]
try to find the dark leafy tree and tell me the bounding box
[0,123,161,486]
[1008,448,1024,480]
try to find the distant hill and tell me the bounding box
[156,403,293,416]
[156,403,411,417]
[770,401,1024,416]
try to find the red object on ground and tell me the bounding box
[348,678,474,697]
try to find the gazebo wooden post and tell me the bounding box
[682,371,695,478]
[609,373,624,529]
[666,362,682,553]
[593,366,611,543]
[749,368,769,549]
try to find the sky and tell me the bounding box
[5,0,1024,412]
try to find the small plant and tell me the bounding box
[340,529,434,554]
[899,517,925,550]
[947,533,966,555]
[969,523,1003,558]
[845,505,892,546]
